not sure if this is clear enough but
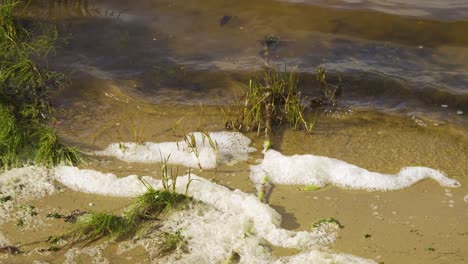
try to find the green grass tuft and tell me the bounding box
[74,212,135,242]
[126,184,190,221]
[222,67,317,141]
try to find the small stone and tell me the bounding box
[457,110,463,115]
[89,203,94,207]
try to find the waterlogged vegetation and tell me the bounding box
[222,68,317,138]
[221,36,343,149]
[72,163,191,244]
[0,0,78,169]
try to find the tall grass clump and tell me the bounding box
[222,67,316,148]
[0,0,79,169]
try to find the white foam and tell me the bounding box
[0,166,58,229]
[0,165,373,262]
[119,203,373,264]
[250,150,461,191]
[52,166,375,262]
[64,243,109,264]
[95,132,255,169]
[54,166,337,249]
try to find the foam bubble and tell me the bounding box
[95,132,255,169]
[54,166,337,249]
[250,150,461,191]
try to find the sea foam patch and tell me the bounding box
[0,166,58,229]
[119,202,374,264]
[94,132,255,169]
[53,166,373,263]
[250,150,461,191]
[54,166,335,249]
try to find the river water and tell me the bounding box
[2,1,467,263]
[27,0,468,128]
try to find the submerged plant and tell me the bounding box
[224,67,316,144]
[316,66,343,107]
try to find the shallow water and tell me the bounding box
[25,0,468,127]
[2,0,467,263]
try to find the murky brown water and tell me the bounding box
[2,0,468,263]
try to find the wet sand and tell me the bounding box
[1,84,466,263]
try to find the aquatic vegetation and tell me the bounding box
[127,161,192,220]
[0,0,79,169]
[257,176,271,203]
[315,66,343,107]
[74,168,191,242]
[126,182,190,221]
[159,229,186,255]
[74,212,134,242]
[223,67,317,144]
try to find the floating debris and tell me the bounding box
[457,110,463,115]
